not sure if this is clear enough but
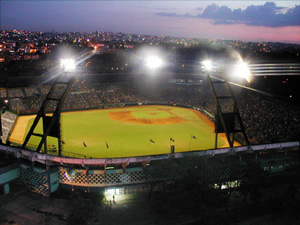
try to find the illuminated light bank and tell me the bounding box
[60,59,76,72]
[202,60,213,72]
[233,61,252,82]
[145,56,163,69]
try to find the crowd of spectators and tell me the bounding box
[1,81,299,145]
[0,89,7,98]
[236,91,298,144]
[1,111,17,144]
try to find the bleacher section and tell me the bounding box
[0,82,299,145]
[1,111,17,144]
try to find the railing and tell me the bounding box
[1,141,299,167]
[61,151,89,158]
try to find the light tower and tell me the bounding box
[22,59,77,156]
[202,60,250,148]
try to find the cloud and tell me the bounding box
[154,8,170,11]
[138,6,149,9]
[198,2,300,27]
[156,12,180,17]
[156,12,197,18]
[156,2,300,27]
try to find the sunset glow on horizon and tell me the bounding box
[1,1,300,44]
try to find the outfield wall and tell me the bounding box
[0,141,298,167]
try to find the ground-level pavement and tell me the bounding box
[1,179,297,225]
[0,181,158,225]
[0,183,71,225]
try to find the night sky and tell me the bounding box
[1,1,300,44]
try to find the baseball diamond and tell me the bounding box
[9,105,227,158]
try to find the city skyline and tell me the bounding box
[1,1,300,44]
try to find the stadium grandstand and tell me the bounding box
[2,81,299,144]
[1,77,299,196]
[0,44,299,199]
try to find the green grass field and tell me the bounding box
[22,105,225,158]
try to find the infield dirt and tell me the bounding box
[108,107,187,125]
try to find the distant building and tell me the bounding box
[24,54,39,60]
[124,44,134,49]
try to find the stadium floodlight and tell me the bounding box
[202,60,213,72]
[145,56,163,69]
[234,61,251,82]
[60,59,76,72]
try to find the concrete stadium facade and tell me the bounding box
[0,141,299,196]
